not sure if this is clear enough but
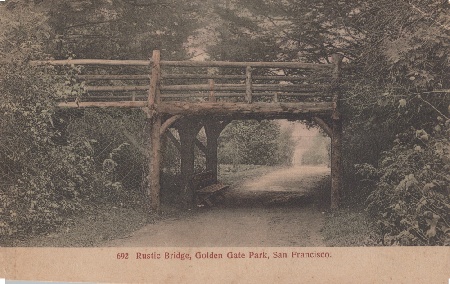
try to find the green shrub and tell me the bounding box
[367,117,450,245]
[0,60,111,238]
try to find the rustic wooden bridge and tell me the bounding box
[31,50,344,212]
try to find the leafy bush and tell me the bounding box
[367,117,450,245]
[0,140,104,237]
[65,109,149,191]
[0,60,112,238]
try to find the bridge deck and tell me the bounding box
[31,51,336,118]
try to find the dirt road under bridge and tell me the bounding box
[105,166,330,247]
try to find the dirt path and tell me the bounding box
[105,166,330,247]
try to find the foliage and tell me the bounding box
[0,3,115,239]
[0,0,206,240]
[367,114,450,245]
[209,0,450,246]
[65,109,149,191]
[33,0,201,60]
[219,120,294,167]
[2,0,450,246]
[0,58,113,238]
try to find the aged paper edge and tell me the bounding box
[0,247,449,283]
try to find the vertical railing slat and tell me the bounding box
[245,66,253,103]
[148,50,161,107]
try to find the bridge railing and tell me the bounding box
[30,50,334,107]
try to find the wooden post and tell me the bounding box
[245,66,253,103]
[204,120,228,182]
[149,115,162,213]
[209,79,216,102]
[177,119,202,208]
[313,116,332,137]
[148,50,161,109]
[148,50,162,213]
[274,92,280,103]
[208,68,216,102]
[331,54,344,210]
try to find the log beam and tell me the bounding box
[160,60,332,69]
[162,74,313,81]
[160,84,325,92]
[158,102,333,116]
[31,59,332,70]
[313,117,332,137]
[57,101,147,108]
[30,59,150,66]
[165,130,181,152]
[160,115,182,135]
[195,138,207,155]
[77,74,149,80]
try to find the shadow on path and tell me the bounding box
[105,166,330,247]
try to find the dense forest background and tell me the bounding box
[0,0,449,245]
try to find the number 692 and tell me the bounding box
[117,253,129,259]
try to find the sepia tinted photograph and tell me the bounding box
[0,0,449,282]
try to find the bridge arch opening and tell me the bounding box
[214,119,331,209]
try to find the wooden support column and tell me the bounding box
[149,115,162,213]
[148,50,161,213]
[164,129,206,155]
[177,119,202,208]
[331,54,344,210]
[204,120,229,182]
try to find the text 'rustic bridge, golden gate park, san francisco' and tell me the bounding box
[31,50,344,213]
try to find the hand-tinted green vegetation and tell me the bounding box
[1,0,449,245]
